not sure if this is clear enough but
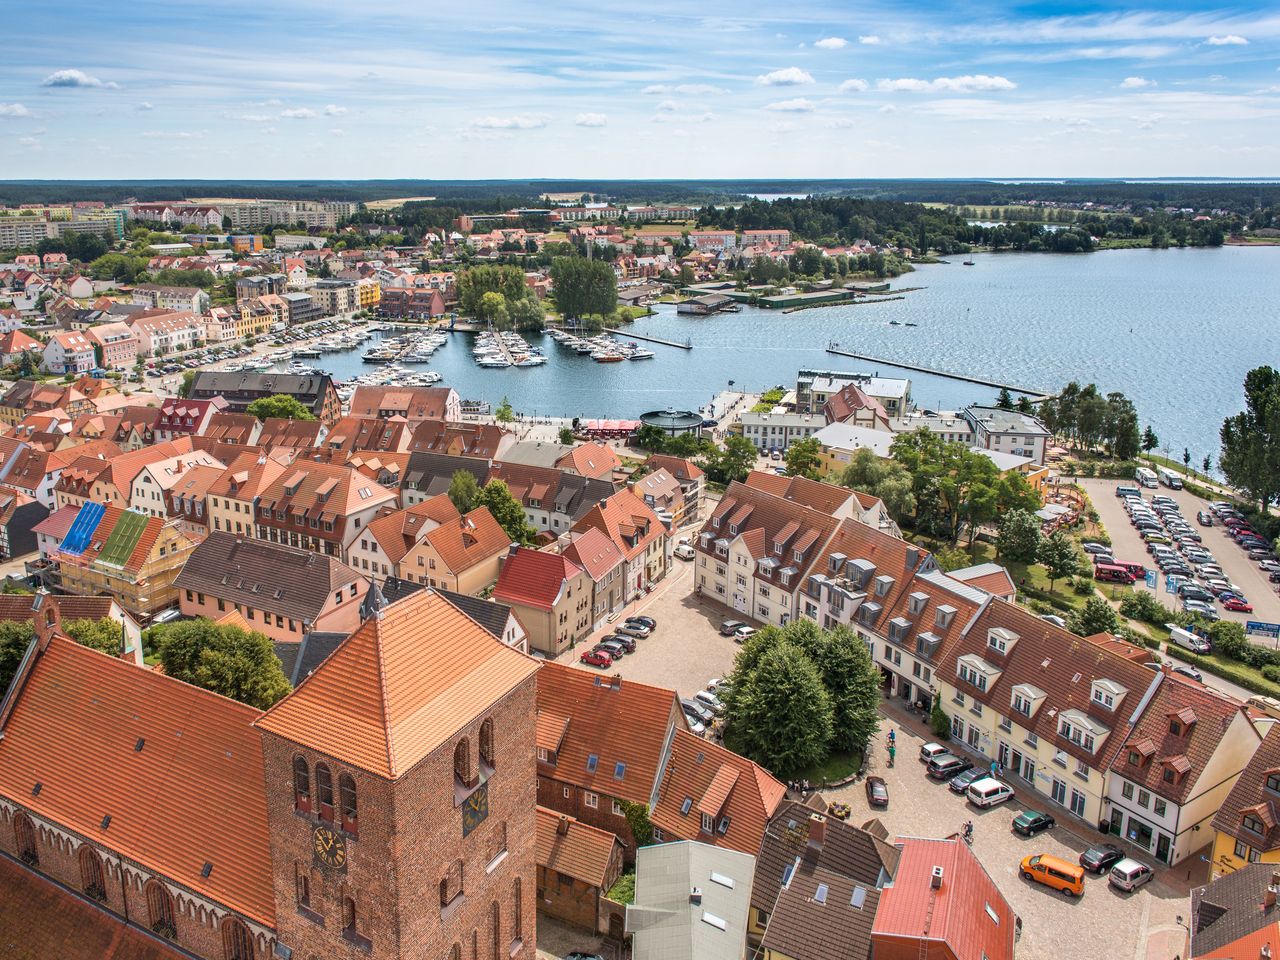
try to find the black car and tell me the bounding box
[927,754,974,780]
[602,633,637,653]
[949,767,986,793]
[1079,842,1125,874]
[865,776,889,807]
[1011,810,1056,837]
[1270,571,1280,584]
[627,615,657,630]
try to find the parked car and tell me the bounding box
[1108,858,1154,893]
[967,778,1015,808]
[579,649,613,668]
[1260,560,1280,574]
[1012,810,1056,837]
[719,620,747,636]
[682,698,715,726]
[1021,854,1085,897]
[615,622,650,639]
[865,776,889,808]
[627,615,656,630]
[693,689,724,714]
[601,633,636,652]
[920,742,951,763]
[1197,511,1213,526]
[1082,542,1110,555]
[673,543,696,560]
[1079,843,1126,875]
[1224,597,1254,613]
[732,625,756,643]
[594,640,628,660]
[949,768,986,794]
[927,754,974,780]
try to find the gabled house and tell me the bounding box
[1105,673,1259,865]
[401,451,490,506]
[199,411,263,447]
[641,454,705,522]
[492,546,592,656]
[487,460,616,537]
[40,330,96,375]
[556,441,621,482]
[154,397,228,442]
[571,488,669,601]
[347,494,459,580]
[128,447,225,519]
[536,806,625,934]
[935,597,1161,830]
[408,420,513,460]
[1211,726,1280,877]
[251,461,398,561]
[1191,863,1280,959]
[562,526,626,628]
[347,384,461,423]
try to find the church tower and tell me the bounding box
[255,589,539,959]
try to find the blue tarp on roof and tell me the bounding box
[60,501,106,556]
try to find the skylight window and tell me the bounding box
[710,872,735,889]
[586,754,598,773]
[814,884,828,904]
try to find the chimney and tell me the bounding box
[807,813,827,852]
[905,547,919,570]
[557,815,570,836]
[689,887,702,906]
[931,866,944,890]
[508,543,520,557]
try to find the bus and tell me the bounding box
[1135,466,1158,489]
[1095,562,1138,584]
[1158,466,1184,490]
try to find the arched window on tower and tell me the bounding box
[339,773,358,836]
[79,846,105,900]
[479,717,495,769]
[490,901,501,960]
[14,811,38,865]
[315,763,334,821]
[341,896,371,949]
[450,944,461,960]
[293,755,311,813]
[512,877,523,945]
[221,917,254,960]
[146,880,176,938]
[454,737,473,788]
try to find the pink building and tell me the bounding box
[86,322,139,370]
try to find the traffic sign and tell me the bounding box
[1145,570,1157,589]
[1246,621,1280,640]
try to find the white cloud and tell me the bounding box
[859,35,884,45]
[827,117,857,128]
[230,113,271,122]
[877,75,1017,93]
[815,37,848,50]
[839,78,869,93]
[1121,76,1155,88]
[1205,34,1248,45]
[878,104,898,113]
[470,114,548,130]
[18,136,39,146]
[764,97,816,112]
[323,104,347,116]
[641,83,728,96]
[330,128,346,136]
[575,112,608,127]
[656,99,679,112]
[280,107,318,119]
[756,67,814,86]
[41,69,118,89]
[0,103,31,117]
[651,110,715,124]
[137,101,154,111]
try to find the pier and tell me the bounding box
[824,342,1049,398]
[619,330,692,350]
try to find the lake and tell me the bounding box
[305,246,1278,463]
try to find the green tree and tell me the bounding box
[1071,596,1118,637]
[798,624,881,754]
[632,424,668,453]
[705,436,757,485]
[476,291,509,327]
[155,620,291,709]
[549,257,617,319]
[1141,425,1159,456]
[1037,530,1079,592]
[1208,619,1249,661]
[995,387,1014,410]
[494,396,515,424]
[454,264,527,316]
[930,696,951,739]
[996,509,1043,563]
[62,618,124,656]
[723,641,833,779]
[475,480,534,545]
[447,469,481,513]
[245,394,315,421]
[0,619,33,695]
[558,426,575,445]
[783,437,823,480]
[1219,367,1280,512]
[178,369,195,398]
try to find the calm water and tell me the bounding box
[307,247,1277,460]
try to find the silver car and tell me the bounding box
[1108,858,1153,892]
[615,622,650,638]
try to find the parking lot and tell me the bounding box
[1081,477,1280,632]
[823,707,1195,960]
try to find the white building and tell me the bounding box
[738,411,824,454]
[962,405,1051,465]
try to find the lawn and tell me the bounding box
[606,870,635,905]
[796,749,862,787]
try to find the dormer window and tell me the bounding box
[908,592,928,615]
[1243,814,1265,835]
[1090,679,1127,711]
[934,605,956,629]
[1169,720,1181,736]
[1266,772,1280,794]
[728,523,737,536]
[987,627,1018,655]
[959,663,988,692]
[873,575,894,597]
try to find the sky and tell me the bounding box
[1,1,1279,180]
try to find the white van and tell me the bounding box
[1167,625,1211,655]
[967,777,1015,808]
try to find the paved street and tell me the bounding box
[1082,477,1280,632]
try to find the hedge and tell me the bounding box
[1171,648,1280,698]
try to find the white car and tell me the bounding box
[673,543,696,561]
[694,689,724,714]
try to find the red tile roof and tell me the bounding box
[571,487,664,562]
[642,454,703,483]
[492,547,582,611]
[0,636,274,925]
[255,589,539,779]
[535,805,622,890]
[744,469,855,516]
[365,495,460,565]
[556,441,621,480]
[423,506,510,574]
[562,527,624,582]
[872,836,1016,960]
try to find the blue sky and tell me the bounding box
[1,1,1278,179]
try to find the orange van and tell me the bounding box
[1020,853,1085,897]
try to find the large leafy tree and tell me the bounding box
[447,469,480,514]
[245,394,315,421]
[789,622,881,755]
[1071,596,1118,637]
[62,618,123,655]
[703,436,758,486]
[996,508,1043,563]
[549,257,618,319]
[723,640,833,779]
[475,480,534,545]
[1219,366,1280,513]
[0,620,33,695]
[155,620,291,709]
[455,265,527,315]
[1037,530,1080,592]
[783,437,823,480]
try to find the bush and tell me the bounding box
[1119,590,1166,625]
[1072,576,1095,596]
[1264,665,1280,684]
[1177,651,1280,698]
[930,697,951,739]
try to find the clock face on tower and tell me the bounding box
[313,824,347,869]
[462,783,489,837]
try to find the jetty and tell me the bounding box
[824,342,1049,398]
[622,330,692,350]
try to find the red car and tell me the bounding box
[1223,598,1254,613]
[579,649,613,668]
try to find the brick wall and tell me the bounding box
[536,864,599,930]
[536,774,639,860]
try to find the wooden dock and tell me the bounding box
[618,331,692,350]
[824,343,1049,398]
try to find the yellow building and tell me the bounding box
[358,277,381,307]
[1210,725,1280,878]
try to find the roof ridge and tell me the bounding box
[372,612,397,779]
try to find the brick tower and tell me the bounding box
[255,587,540,959]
